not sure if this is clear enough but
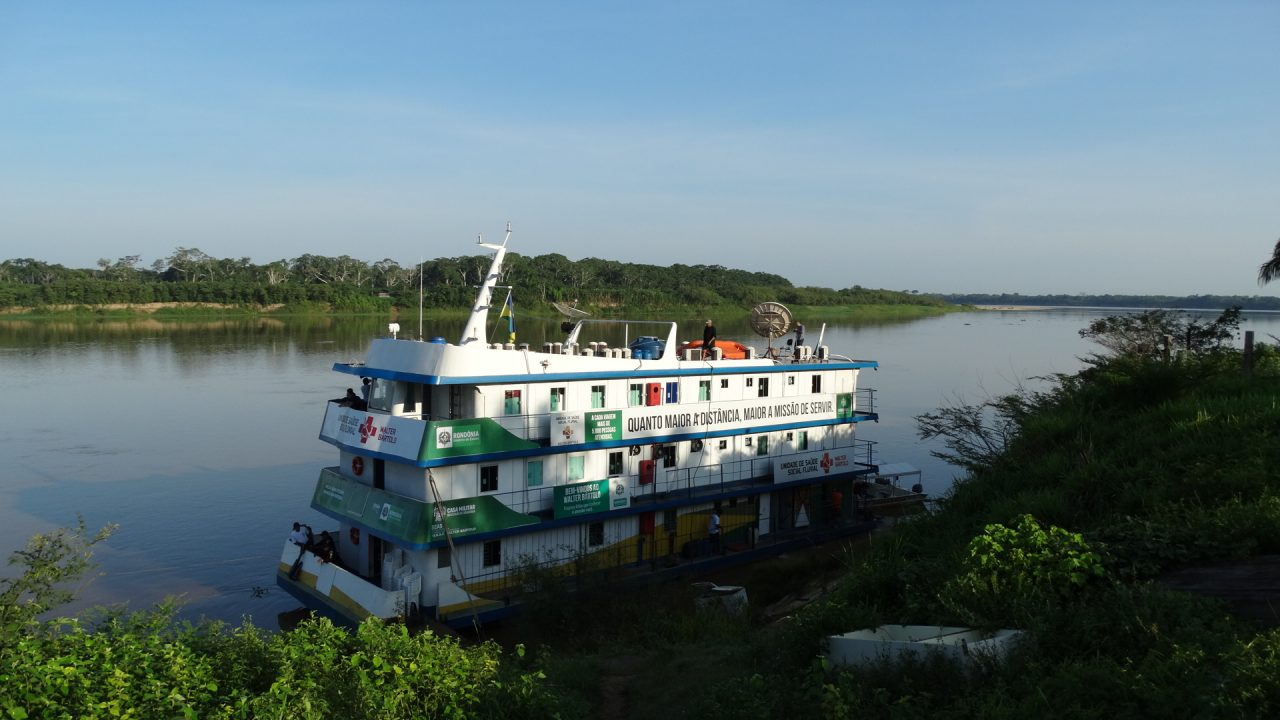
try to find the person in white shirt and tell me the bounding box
[289,522,310,546]
[708,508,722,554]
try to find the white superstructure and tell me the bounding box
[277,231,880,626]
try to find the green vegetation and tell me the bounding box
[0,524,572,719]
[0,251,951,316]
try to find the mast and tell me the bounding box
[458,222,511,345]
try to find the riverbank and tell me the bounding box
[0,301,961,323]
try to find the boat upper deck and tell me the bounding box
[334,334,877,386]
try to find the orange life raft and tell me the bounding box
[677,339,751,360]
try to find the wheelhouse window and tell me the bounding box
[550,387,565,412]
[591,385,605,409]
[504,389,522,415]
[403,384,417,415]
[482,540,501,567]
[480,465,499,493]
[369,379,393,412]
[699,380,711,401]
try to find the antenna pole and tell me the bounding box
[418,257,424,340]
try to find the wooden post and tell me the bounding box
[1244,330,1255,376]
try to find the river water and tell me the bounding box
[1,308,1274,625]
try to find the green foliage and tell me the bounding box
[939,514,1107,626]
[1078,306,1241,359]
[0,249,948,313]
[0,517,115,645]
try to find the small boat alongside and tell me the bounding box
[854,462,927,514]
[276,225,909,628]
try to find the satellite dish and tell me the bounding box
[749,302,793,339]
[551,300,590,320]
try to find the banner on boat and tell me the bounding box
[311,469,539,547]
[320,406,539,462]
[550,392,855,446]
[773,446,866,484]
[320,405,429,462]
[552,478,631,518]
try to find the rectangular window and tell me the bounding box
[527,460,543,487]
[746,378,754,387]
[718,439,728,450]
[787,375,795,386]
[369,379,392,412]
[404,383,417,414]
[608,451,623,476]
[661,445,676,468]
[480,464,498,493]
[629,383,643,406]
[665,381,679,403]
[482,540,501,567]
[758,377,769,398]
[699,380,711,401]
[449,386,463,419]
[591,385,605,409]
[504,389,522,415]
[663,509,677,533]
[588,522,604,546]
[798,431,808,451]
[812,375,822,393]
[757,435,769,455]
[720,378,729,389]
[550,387,565,412]
[437,546,451,569]
[568,455,585,481]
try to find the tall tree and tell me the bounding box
[1259,238,1280,285]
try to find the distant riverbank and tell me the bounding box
[0,301,964,323]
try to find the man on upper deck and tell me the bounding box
[702,319,717,359]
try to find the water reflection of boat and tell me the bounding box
[854,463,927,514]
[275,225,899,628]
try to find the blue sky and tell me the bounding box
[2,1,1277,295]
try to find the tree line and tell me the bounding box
[940,292,1280,311]
[0,250,947,312]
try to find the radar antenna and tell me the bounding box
[551,299,590,320]
[749,302,793,359]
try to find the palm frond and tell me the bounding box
[1259,238,1280,285]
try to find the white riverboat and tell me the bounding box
[277,227,885,627]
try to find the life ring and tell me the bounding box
[349,527,360,545]
[352,456,364,476]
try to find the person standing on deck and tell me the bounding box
[709,506,722,554]
[702,320,717,359]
